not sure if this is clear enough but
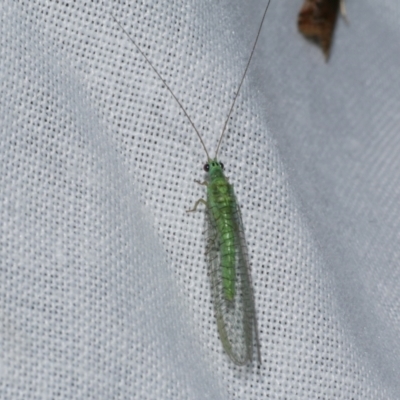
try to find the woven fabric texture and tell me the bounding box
[1,0,399,398]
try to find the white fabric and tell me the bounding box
[1,0,399,398]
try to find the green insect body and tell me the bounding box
[207,160,237,301]
[112,0,271,366]
[189,158,259,365]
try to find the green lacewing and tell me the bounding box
[111,0,271,365]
